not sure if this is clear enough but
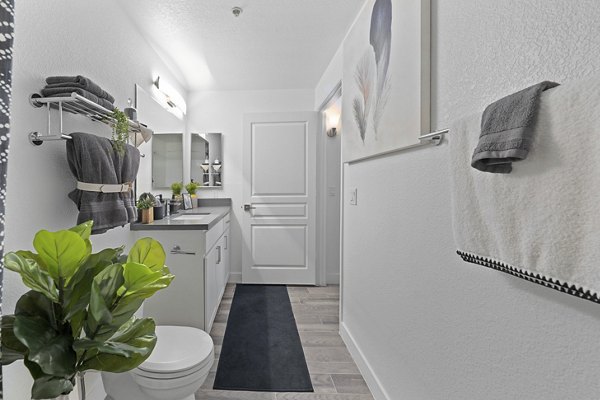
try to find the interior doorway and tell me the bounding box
[317,83,343,286]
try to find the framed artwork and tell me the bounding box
[342,0,431,162]
[182,193,193,210]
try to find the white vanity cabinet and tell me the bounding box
[136,212,231,333]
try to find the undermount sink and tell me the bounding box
[173,214,210,221]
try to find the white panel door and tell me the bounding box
[242,112,319,284]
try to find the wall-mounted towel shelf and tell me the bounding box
[346,128,450,164]
[28,92,147,156]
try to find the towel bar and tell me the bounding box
[346,128,450,164]
[28,132,145,158]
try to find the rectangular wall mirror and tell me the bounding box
[135,84,186,195]
[191,132,223,188]
[152,133,184,189]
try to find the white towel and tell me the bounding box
[449,75,600,302]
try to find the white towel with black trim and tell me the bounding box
[449,75,600,303]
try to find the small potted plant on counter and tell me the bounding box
[138,196,155,224]
[170,182,183,214]
[137,192,157,223]
[171,181,183,200]
[0,221,174,399]
[153,194,167,220]
[185,180,199,207]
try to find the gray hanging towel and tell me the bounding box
[471,81,559,173]
[66,132,140,234]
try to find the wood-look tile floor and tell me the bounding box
[196,284,374,400]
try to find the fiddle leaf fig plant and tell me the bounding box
[0,221,174,399]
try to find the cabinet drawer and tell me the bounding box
[206,212,230,251]
[206,219,223,251]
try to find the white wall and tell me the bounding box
[4,1,185,398]
[316,1,600,399]
[186,89,315,281]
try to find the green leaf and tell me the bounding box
[80,318,157,373]
[93,296,144,342]
[15,250,47,270]
[128,238,166,271]
[64,247,125,322]
[87,264,124,331]
[1,316,27,365]
[69,221,93,241]
[74,338,148,358]
[122,262,174,299]
[14,316,76,377]
[33,229,91,282]
[14,290,57,329]
[24,358,74,399]
[4,253,59,302]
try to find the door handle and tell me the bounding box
[170,245,196,255]
[224,235,228,250]
[216,246,222,264]
[243,204,256,212]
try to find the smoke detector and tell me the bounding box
[232,7,243,17]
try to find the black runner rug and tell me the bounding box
[213,284,313,392]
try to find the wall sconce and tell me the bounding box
[153,76,187,116]
[326,112,340,137]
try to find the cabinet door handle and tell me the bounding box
[217,246,222,264]
[170,245,196,255]
[224,235,228,250]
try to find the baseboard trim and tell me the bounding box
[339,322,390,400]
[228,272,242,283]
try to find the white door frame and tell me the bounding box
[316,82,343,286]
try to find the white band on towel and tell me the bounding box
[77,181,132,193]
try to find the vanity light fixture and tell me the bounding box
[153,76,187,116]
[232,7,243,17]
[326,112,340,137]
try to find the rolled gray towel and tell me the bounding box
[472,81,559,173]
[41,87,114,111]
[46,75,115,103]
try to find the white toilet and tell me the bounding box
[102,325,214,400]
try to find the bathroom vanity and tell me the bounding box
[131,199,231,333]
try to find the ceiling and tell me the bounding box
[120,0,365,92]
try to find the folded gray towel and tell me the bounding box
[471,81,559,173]
[46,75,115,103]
[66,132,140,235]
[41,87,114,111]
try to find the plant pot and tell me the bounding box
[153,202,166,220]
[169,201,181,215]
[141,208,154,224]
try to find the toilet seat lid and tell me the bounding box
[138,326,213,373]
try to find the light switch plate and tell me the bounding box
[350,188,358,205]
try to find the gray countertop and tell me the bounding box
[130,198,231,231]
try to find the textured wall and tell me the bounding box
[316,0,600,399]
[4,1,185,398]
